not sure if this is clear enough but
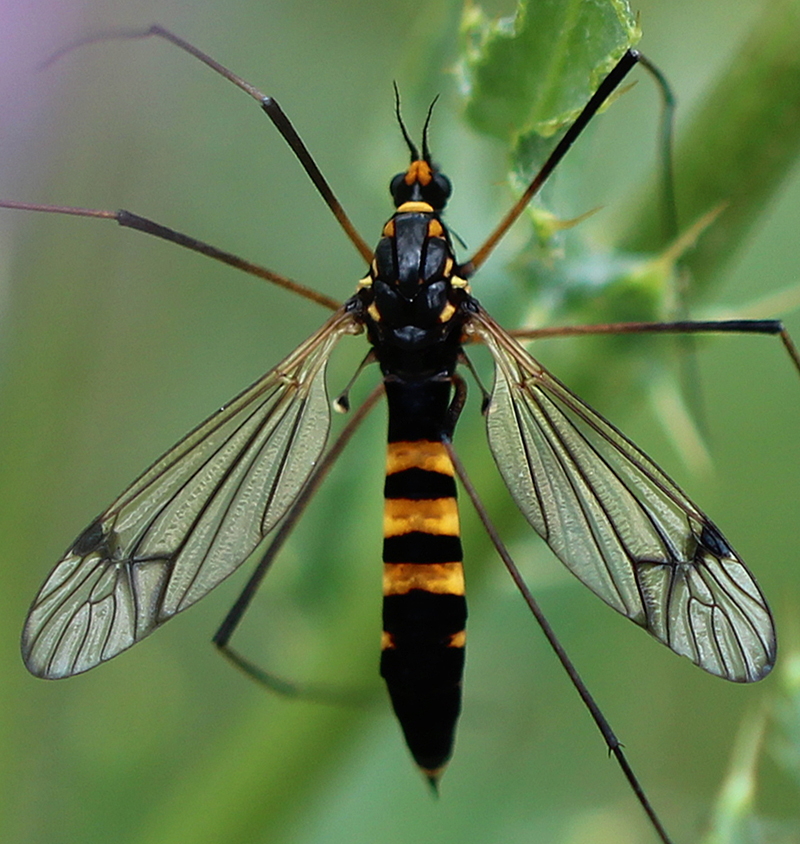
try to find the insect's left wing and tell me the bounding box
[22,308,361,679]
[470,308,776,682]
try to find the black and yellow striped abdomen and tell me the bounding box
[380,379,467,782]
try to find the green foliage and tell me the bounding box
[461,0,639,145]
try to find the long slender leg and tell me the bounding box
[508,318,800,377]
[635,52,678,242]
[0,200,340,310]
[38,25,374,264]
[446,442,674,844]
[212,386,382,702]
[464,50,639,274]
[464,49,677,274]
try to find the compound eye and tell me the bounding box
[425,172,451,210]
[433,172,452,200]
[390,172,408,205]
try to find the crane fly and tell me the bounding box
[4,25,798,844]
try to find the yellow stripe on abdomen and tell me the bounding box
[383,496,460,537]
[383,562,465,596]
[386,439,455,477]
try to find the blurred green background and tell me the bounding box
[2,1,800,842]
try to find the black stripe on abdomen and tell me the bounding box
[381,437,467,782]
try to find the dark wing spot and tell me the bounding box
[72,516,107,556]
[698,523,731,558]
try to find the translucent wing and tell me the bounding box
[471,308,775,682]
[22,309,360,679]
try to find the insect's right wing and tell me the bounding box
[470,308,776,683]
[22,308,361,679]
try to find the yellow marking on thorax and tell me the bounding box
[383,562,465,596]
[368,302,381,322]
[438,302,456,323]
[397,201,434,214]
[384,497,460,537]
[427,218,444,238]
[382,219,395,237]
[356,274,372,290]
[386,440,455,476]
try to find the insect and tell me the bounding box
[4,24,797,844]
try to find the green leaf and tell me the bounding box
[460,0,639,146]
